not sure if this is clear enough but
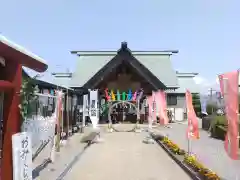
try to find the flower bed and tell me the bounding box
[155,135,221,180]
[162,137,186,155]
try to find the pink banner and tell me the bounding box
[219,70,239,160]
[156,91,169,125]
[186,90,199,139]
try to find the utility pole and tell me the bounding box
[208,88,216,114]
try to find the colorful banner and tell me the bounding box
[186,90,199,139]
[89,90,99,128]
[219,70,239,160]
[157,90,169,125]
[147,96,153,129]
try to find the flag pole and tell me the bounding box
[186,107,191,155]
[186,102,192,155]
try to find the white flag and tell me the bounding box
[89,90,99,128]
[82,94,88,127]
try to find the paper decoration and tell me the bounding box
[104,88,111,101]
[132,91,137,101]
[127,89,132,100]
[117,90,121,100]
[122,92,126,100]
[111,90,116,101]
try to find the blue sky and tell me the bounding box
[0,0,239,88]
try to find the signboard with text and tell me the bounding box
[12,132,32,180]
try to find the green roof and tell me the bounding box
[166,73,200,93]
[70,54,115,87]
[133,54,178,88]
[70,51,179,88]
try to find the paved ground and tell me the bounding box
[64,130,191,180]
[33,127,97,180]
[155,121,240,180]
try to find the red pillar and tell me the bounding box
[2,60,22,180]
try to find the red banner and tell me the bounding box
[156,91,169,125]
[219,70,239,160]
[186,90,199,139]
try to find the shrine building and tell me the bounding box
[53,42,200,122]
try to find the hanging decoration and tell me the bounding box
[105,88,111,101]
[103,89,143,102]
[122,91,126,100]
[111,90,116,101]
[132,91,137,101]
[117,90,121,101]
[127,89,132,100]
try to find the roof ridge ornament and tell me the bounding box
[121,41,128,50]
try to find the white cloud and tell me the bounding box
[193,75,220,94]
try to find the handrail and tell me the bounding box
[32,139,50,161]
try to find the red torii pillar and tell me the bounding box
[0,35,48,180]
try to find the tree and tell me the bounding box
[19,75,39,121]
[192,93,201,117]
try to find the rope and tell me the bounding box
[110,123,139,132]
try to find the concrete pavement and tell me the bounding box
[155,122,240,180]
[64,131,191,180]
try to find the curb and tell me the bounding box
[150,134,202,180]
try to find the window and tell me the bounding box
[167,94,177,106]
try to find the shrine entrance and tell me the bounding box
[108,100,139,124]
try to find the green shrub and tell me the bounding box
[192,93,201,116]
[214,115,228,126]
[206,104,218,115]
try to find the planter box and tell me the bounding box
[213,125,240,148]
[214,125,226,140]
[150,134,204,180]
[154,139,202,180]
